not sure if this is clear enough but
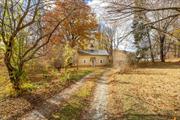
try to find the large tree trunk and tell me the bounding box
[108,40,113,65]
[174,44,177,57]
[160,35,165,62]
[178,46,180,58]
[4,64,21,91]
[147,31,155,63]
[8,69,21,91]
[4,50,23,91]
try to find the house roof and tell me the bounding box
[79,50,109,56]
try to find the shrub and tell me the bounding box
[118,61,136,74]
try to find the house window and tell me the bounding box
[100,60,103,63]
[83,59,86,64]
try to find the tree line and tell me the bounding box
[100,0,180,62]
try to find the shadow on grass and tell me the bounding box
[108,113,180,120]
[6,93,59,119]
[118,72,168,76]
[4,71,93,120]
[138,62,180,69]
[49,94,91,120]
[83,103,179,120]
[106,92,180,120]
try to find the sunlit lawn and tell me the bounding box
[108,62,180,120]
[0,64,93,100]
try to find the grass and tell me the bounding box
[50,76,96,120]
[21,69,92,92]
[0,61,94,119]
[0,63,92,99]
[60,69,92,82]
[49,69,104,120]
[108,61,180,120]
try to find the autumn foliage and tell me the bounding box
[43,0,98,49]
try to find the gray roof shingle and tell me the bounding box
[79,50,109,56]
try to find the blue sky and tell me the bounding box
[84,0,93,3]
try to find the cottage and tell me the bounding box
[75,50,110,67]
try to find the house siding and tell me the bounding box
[78,55,109,66]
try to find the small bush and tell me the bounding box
[60,70,92,83]
[118,63,136,74]
[21,83,38,91]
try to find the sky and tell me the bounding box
[84,0,93,3]
[87,0,136,52]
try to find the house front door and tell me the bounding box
[90,57,96,67]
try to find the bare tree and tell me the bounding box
[99,0,179,62]
[148,0,179,62]
[0,0,75,91]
